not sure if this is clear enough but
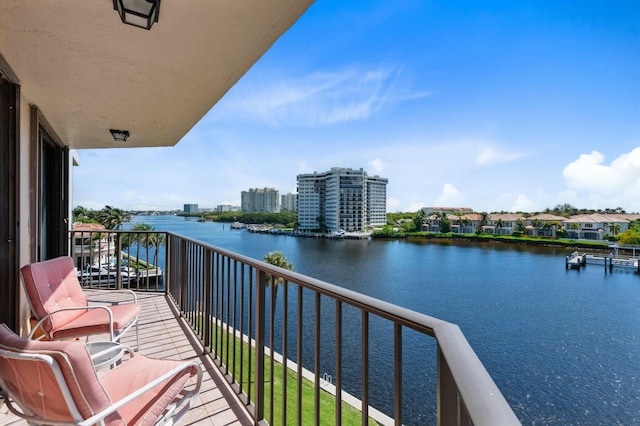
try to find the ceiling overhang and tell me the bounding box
[0,0,314,149]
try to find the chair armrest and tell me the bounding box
[87,342,135,364]
[79,361,203,426]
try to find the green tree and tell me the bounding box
[475,212,488,234]
[619,229,640,245]
[99,205,131,230]
[402,220,417,232]
[609,223,621,236]
[73,205,89,222]
[438,214,451,233]
[460,217,471,233]
[514,219,526,234]
[262,250,293,386]
[568,222,580,238]
[72,205,102,224]
[316,215,328,234]
[263,251,294,283]
[263,251,294,304]
[552,203,578,217]
[496,218,505,235]
[413,210,425,231]
[531,219,544,236]
[130,223,166,268]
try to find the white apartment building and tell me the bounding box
[297,167,388,232]
[281,193,298,212]
[216,204,240,212]
[241,188,280,213]
[183,204,199,213]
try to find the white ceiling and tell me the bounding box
[0,0,314,149]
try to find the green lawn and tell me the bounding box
[208,323,382,425]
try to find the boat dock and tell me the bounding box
[566,249,639,272]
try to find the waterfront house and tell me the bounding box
[423,213,457,232]
[525,213,566,237]
[450,213,483,234]
[563,213,640,240]
[0,2,518,424]
[420,207,476,233]
[71,222,116,269]
[484,213,526,235]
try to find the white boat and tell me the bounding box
[78,265,115,286]
[77,264,135,287]
[230,222,245,229]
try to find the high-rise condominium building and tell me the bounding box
[183,204,199,213]
[297,167,388,232]
[280,193,298,212]
[241,188,280,213]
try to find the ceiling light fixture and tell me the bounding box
[110,129,130,142]
[113,0,160,30]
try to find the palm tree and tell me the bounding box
[609,223,621,236]
[263,250,294,312]
[316,215,328,234]
[496,218,505,235]
[99,205,131,230]
[477,212,488,234]
[413,210,425,232]
[461,217,471,234]
[263,251,293,285]
[96,206,131,270]
[262,250,293,386]
[130,223,165,270]
[531,219,544,236]
[568,221,581,238]
[438,215,451,233]
[72,205,90,222]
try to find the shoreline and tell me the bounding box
[372,233,618,251]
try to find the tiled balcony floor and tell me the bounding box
[0,292,252,426]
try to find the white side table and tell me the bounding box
[85,341,125,370]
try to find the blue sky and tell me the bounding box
[73,0,640,213]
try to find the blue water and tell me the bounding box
[127,215,640,425]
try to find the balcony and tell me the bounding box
[0,291,247,426]
[2,230,520,425]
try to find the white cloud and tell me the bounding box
[475,144,529,166]
[510,194,538,212]
[434,183,465,206]
[213,66,430,127]
[387,198,401,212]
[406,202,426,212]
[563,148,640,192]
[561,147,640,211]
[368,158,385,174]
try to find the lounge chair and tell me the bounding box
[20,256,140,350]
[0,323,202,425]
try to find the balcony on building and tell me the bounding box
[0,2,519,425]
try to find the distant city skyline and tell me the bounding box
[73,1,640,213]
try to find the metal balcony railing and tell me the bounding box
[164,233,519,426]
[70,230,165,291]
[69,230,520,425]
